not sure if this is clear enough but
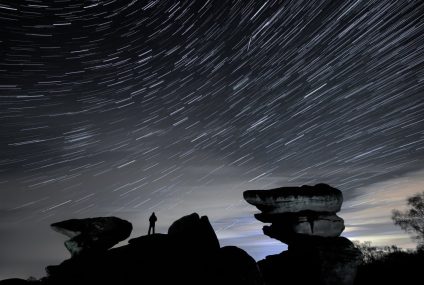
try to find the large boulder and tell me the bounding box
[244,183,343,214]
[168,213,220,252]
[51,217,132,257]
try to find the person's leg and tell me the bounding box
[153,225,155,234]
[148,224,151,235]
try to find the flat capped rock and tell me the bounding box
[51,217,132,257]
[243,183,343,214]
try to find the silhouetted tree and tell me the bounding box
[353,241,403,264]
[392,191,424,249]
[354,243,424,285]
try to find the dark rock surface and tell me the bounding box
[214,246,263,285]
[51,217,132,257]
[45,233,179,285]
[168,212,220,252]
[258,237,361,285]
[259,237,362,285]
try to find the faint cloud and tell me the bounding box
[342,168,424,249]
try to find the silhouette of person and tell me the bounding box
[148,212,157,235]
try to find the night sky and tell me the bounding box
[1,0,424,279]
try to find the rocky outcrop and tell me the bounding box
[51,217,132,257]
[2,213,262,285]
[1,185,363,285]
[244,183,362,285]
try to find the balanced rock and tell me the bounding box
[244,183,362,285]
[244,183,342,214]
[51,217,132,257]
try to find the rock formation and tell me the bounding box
[244,183,362,285]
[0,213,262,285]
[0,185,362,285]
[51,217,133,256]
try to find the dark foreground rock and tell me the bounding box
[50,217,132,256]
[1,213,262,285]
[215,246,263,285]
[259,237,362,285]
[168,212,220,252]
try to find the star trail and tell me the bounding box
[1,0,424,279]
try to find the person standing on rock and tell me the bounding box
[148,212,157,235]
